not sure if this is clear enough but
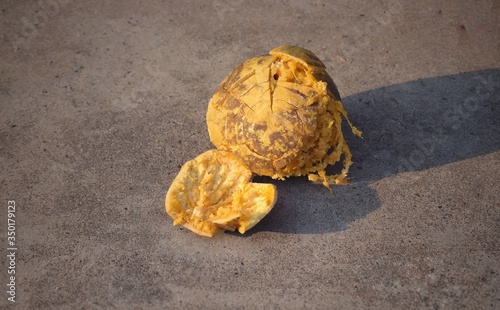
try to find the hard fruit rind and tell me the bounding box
[206,45,362,188]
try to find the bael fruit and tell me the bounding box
[165,45,362,237]
[165,149,277,237]
[206,45,362,188]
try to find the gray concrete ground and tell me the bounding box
[1,0,499,309]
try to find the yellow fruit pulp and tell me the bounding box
[165,150,277,237]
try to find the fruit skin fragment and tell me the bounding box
[206,45,362,189]
[165,149,277,237]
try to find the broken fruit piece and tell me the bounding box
[165,149,277,237]
[206,45,362,188]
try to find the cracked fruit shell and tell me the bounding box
[206,45,362,188]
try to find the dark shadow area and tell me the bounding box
[244,69,500,235]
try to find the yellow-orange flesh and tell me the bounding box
[165,150,277,237]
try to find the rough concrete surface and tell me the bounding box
[1,0,499,309]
